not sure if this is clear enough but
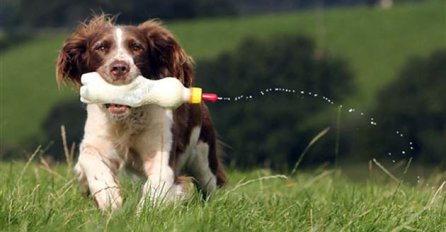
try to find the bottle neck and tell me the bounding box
[189,87,203,104]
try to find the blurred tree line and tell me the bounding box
[0,0,414,49]
[2,0,414,29]
[5,0,236,28]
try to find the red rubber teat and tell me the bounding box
[202,93,219,103]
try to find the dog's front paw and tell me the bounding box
[93,187,123,211]
[173,176,194,200]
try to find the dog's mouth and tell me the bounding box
[105,104,131,115]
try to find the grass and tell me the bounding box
[1,0,445,147]
[0,160,445,231]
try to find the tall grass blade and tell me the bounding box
[290,127,330,176]
[403,157,413,176]
[61,125,73,170]
[18,145,41,181]
[372,158,400,183]
[335,106,342,167]
[223,175,288,197]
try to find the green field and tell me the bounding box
[1,0,445,146]
[0,161,445,231]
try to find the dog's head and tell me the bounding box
[56,15,193,119]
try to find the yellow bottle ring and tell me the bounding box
[190,87,202,104]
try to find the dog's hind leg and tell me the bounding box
[188,141,217,198]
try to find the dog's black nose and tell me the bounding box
[110,60,130,78]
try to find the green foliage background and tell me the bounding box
[0,0,445,166]
[197,36,354,168]
[364,50,446,164]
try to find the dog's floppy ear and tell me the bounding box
[56,34,86,87]
[56,14,114,87]
[138,20,194,87]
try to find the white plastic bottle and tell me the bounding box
[80,72,218,109]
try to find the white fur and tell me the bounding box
[75,104,182,211]
[74,105,123,210]
[115,28,124,50]
[114,28,128,60]
[136,110,176,209]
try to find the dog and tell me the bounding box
[56,15,226,211]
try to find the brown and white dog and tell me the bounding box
[56,15,226,211]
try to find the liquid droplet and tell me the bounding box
[213,86,413,163]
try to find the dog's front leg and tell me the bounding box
[138,150,179,209]
[75,144,122,211]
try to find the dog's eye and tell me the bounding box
[130,42,143,52]
[94,43,108,52]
